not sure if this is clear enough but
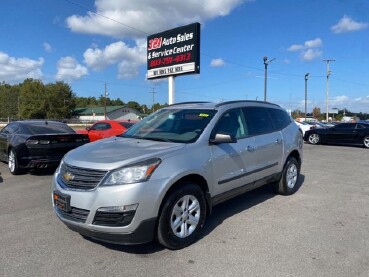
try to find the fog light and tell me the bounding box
[97,203,138,213]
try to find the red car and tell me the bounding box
[76,120,136,142]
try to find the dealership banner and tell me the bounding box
[147,23,200,79]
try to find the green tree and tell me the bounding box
[291,109,302,119]
[312,107,321,120]
[45,82,76,119]
[111,98,125,106]
[127,101,141,112]
[19,79,47,119]
[0,82,20,119]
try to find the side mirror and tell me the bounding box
[209,133,237,144]
[86,127,91,131]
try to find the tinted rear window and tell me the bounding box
[268,108,292,130]
[242,107,275,135]
[26,122,75,134]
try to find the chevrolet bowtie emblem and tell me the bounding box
[63,172,75,181]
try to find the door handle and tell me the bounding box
[247,145,256,152]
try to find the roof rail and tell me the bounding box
[169,101,211,106]
[214,100,280,108]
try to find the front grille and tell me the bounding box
[56,206,90,223]
[93,211,136,227]
[58,163,108,190]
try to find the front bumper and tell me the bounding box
[63,217,157,245]
[51,172,167,245]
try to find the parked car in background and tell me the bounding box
[76,120,136,142]
[304,122,369,148]
[0,121,89,175]
[295,121,313,135]
[52,100,303,250]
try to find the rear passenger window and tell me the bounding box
[268,108,292,130]
[242,107,274,136]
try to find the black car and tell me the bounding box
[303,122,369,148]
[0,121,89,174]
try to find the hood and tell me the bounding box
[63,136,186,170]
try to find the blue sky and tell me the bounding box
[1,0,369,113]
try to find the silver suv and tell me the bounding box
[52,101,303,250]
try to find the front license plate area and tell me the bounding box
[53,191,71,212]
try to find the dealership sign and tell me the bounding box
[147,23,200,79]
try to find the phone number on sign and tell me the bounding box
[149,53,191,68]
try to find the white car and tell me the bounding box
[295,121,313,135]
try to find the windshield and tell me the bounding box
[121,108,216,143]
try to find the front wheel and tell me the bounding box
[308,133,320,145]
[157,183,206,250]
[277,157,300,195]
[363,136,369,148]
[8,149,23,175]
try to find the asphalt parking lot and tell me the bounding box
[0,144,368,277]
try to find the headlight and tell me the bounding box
[102,158,161,186]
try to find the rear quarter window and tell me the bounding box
[268,108,292,130]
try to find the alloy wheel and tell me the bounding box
[170,195,201,239]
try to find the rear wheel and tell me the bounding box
[157,183,206,250]
[8,149,23,175]
[363,136,369,148]
[308,133,320,145]
[277,157,300,195]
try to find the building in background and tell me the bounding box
[73,106,143,121]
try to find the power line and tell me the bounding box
[149,87,157,112]
[63,0,148,36]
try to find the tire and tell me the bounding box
[308,133,320,145]
[157,183,206,250]
[363,136,369,148]
[277,157,300,195]
[8,149,23,175]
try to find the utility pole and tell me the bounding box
[304,73,309,121]
[263,56,276,102]
[18,96,20,120]
[104,83,108,120]
[149,87,157,113]
[323,59,335,122]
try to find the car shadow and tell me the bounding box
[0,171,2,183]
[29,167,57,176]
[201,174,305,239]
[81,175,305,254]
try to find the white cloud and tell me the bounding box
[330,95,350,106]
[287,38,323,61]
[66,0,252,80]
[83,39,146,79]
[329,95,369,113]
[304,38,322,48]
[55,56,88,81]
[210,58,225,67]
[0,51,44,82]
[43,42,53,53]
[66,0,248,39]
[331,15,369,34]
[294,95,369,114]
[287,44,304,52]
[301,49,322,61]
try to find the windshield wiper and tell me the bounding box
[141,137,173,142]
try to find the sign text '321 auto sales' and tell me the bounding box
[147,23,200,79]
